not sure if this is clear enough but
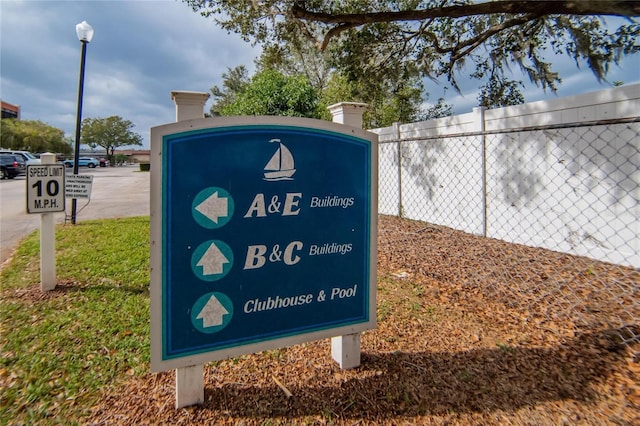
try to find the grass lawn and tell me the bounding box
[0,217,150,424]
[1,216,637,425]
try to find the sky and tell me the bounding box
[1,0,638,149]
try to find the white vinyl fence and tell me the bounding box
[372,84,639,352]
[372,84,640,268]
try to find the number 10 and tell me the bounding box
[32,180,60,197]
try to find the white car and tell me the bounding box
[0,150,41,165]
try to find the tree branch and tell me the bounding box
[321,22,360,50]
[292,1,640,26]
[450,13,543,63]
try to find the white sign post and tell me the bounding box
[26,153,65,291]
[327,102,369,369]
[169,90,210,409]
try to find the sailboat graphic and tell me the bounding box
[263,139,296,181]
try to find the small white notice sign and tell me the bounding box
[65,174,93,199]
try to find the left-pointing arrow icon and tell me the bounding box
[196,242,230,275]
[193,187,234,229]
[196,294,229,327]
[195,191,228,224]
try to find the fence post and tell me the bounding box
[170,90,210,409]
[327,102,368,369]
[473,107,488,237]
[392,122,403,217]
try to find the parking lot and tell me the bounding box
[0,165,150,266]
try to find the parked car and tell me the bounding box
[99,158,109,167]
[0,150,40,165]
[63,157,100,168]
[0,154,27,179]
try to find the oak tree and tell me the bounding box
[187,1,639,100]
[209,65,250,116]
[0,119,71,154]
[218,69,320,118]
[80,116,143,165]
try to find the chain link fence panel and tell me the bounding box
[377,118,639,355]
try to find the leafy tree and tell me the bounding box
[220,69,320,118]
[207,3,474,126]
[0,119,71,154]
[80,116,143,165]
[314,62,429,127]
[423,98,454,120]
[256,41,334,92]
[254,37,431,127]
[477,78,525,108]
[112,153,130,165]
[316,72,355,121]
[214,56,448,127]
[209,65,250,116]
[186,0,639,106]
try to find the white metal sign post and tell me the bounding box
[26,153,65,291]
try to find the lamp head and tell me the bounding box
[76,21,94,43]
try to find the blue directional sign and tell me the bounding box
[150,117,377,372]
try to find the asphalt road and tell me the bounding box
[0,165,150,267]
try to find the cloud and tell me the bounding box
[1,1,638,147]
[1,0,259,148]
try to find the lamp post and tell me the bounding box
[71,20,94,224]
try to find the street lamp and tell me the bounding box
[71,21,94,224]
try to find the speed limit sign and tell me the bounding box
[26,165,65,214]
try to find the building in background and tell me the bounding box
[77,148,151,164]
[1,100,20,119]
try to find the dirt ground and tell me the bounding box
[90,215,639,425]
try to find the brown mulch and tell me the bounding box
[89,215,640,425]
